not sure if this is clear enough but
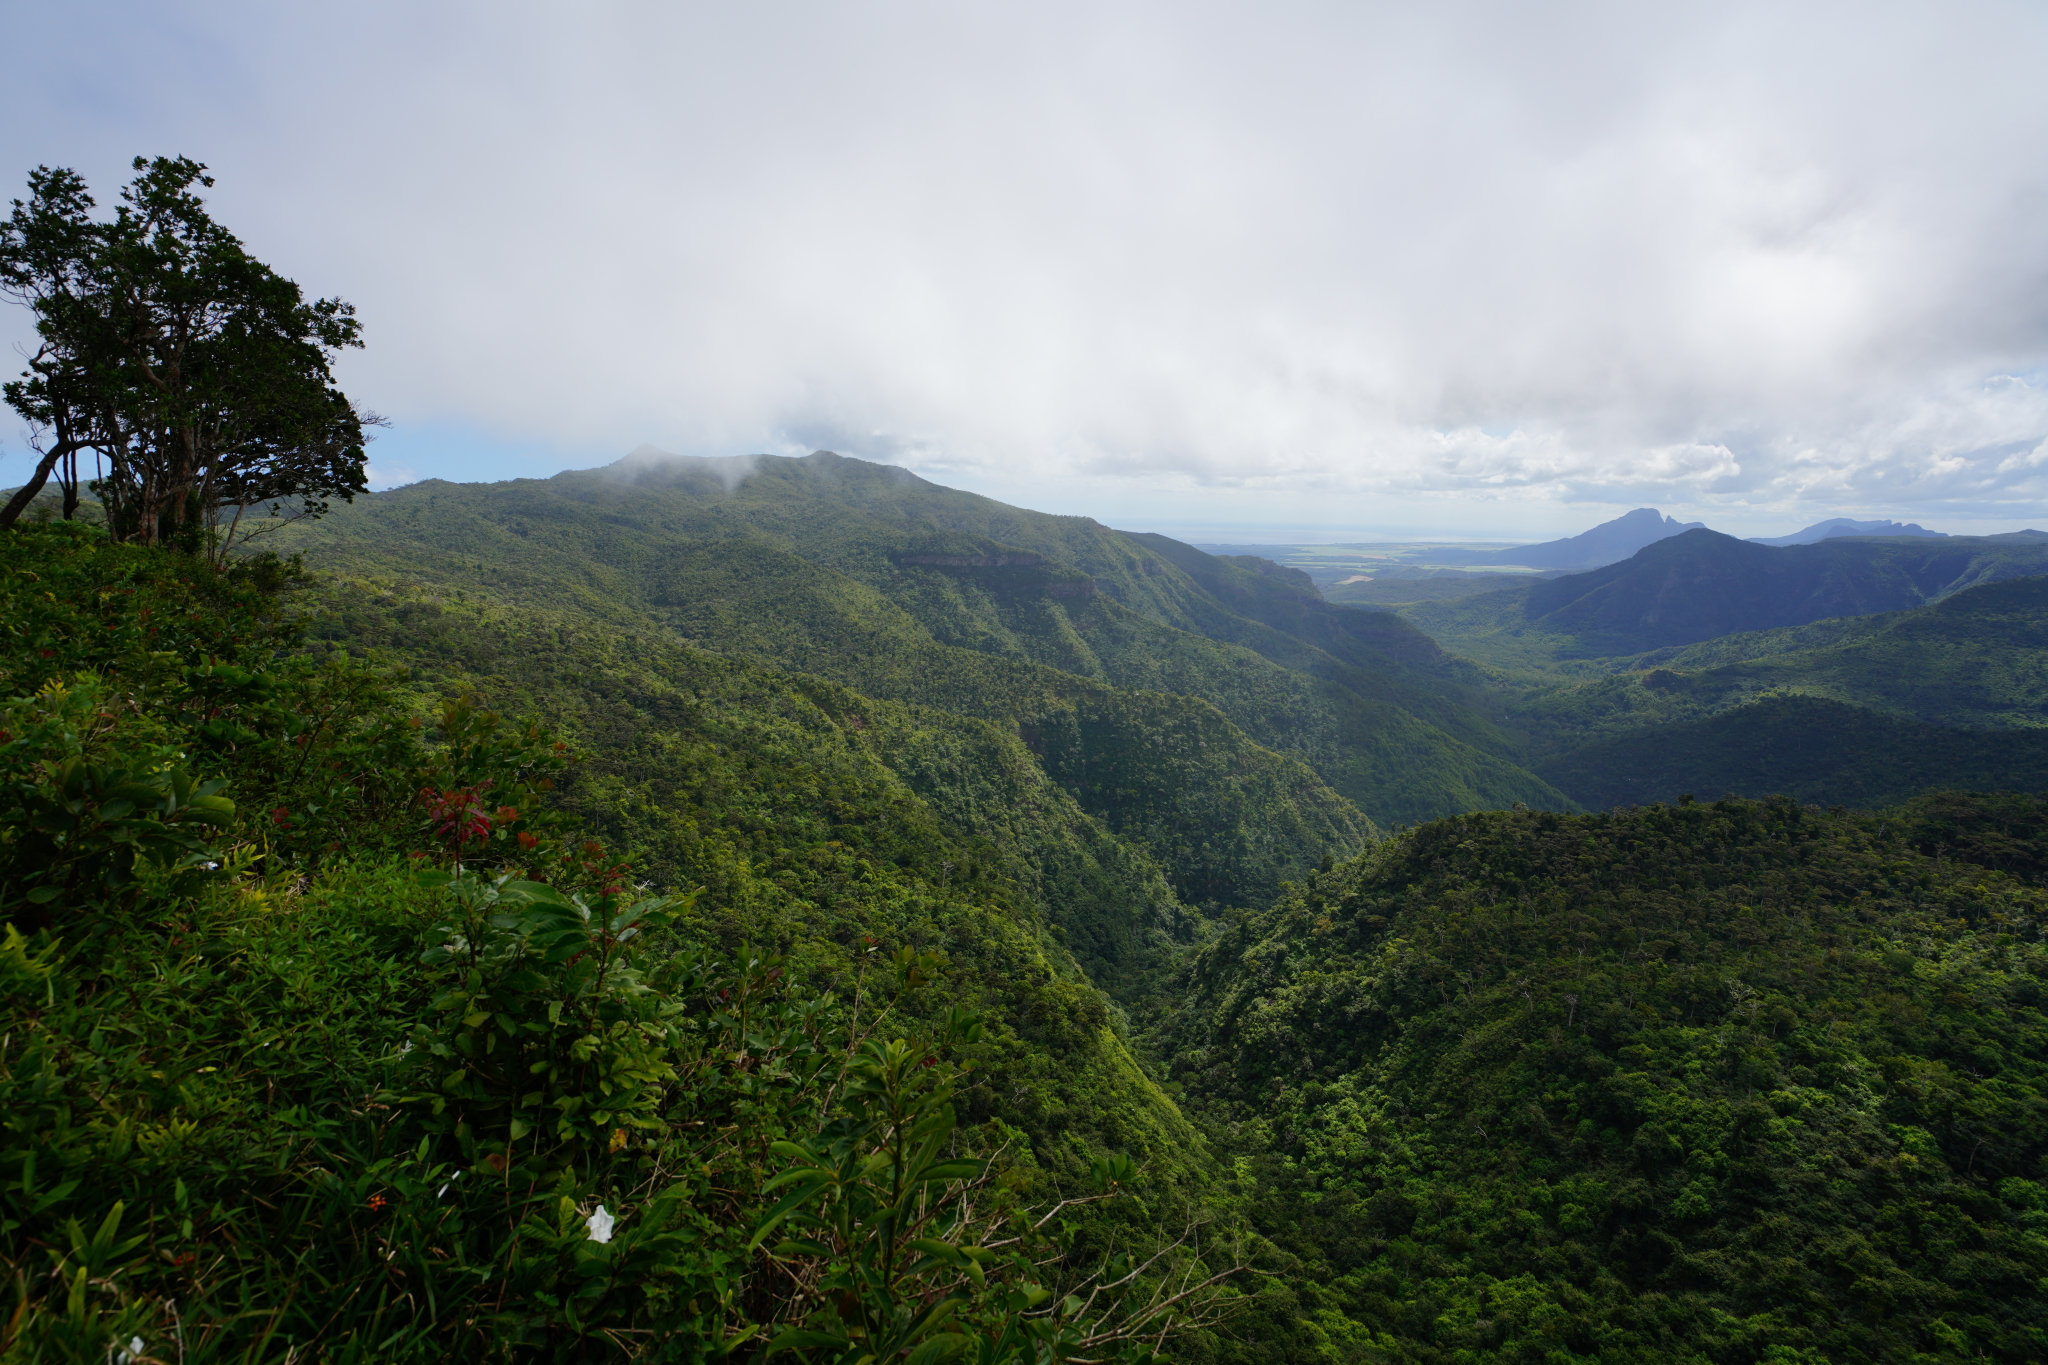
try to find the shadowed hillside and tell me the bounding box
[1403,527,2048,667]
[1536,694,2048,809]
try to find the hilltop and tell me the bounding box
[1401,527,2048,666]
[277,450,1566,828]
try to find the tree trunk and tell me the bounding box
[0,441,82,531]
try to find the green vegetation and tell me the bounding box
[11,454,2048,1362]
[1535,695,2048,811]
[1390,537,2048,812]
[267,453,1566,827]
[1400,530,2048,672]
[1497,578,2048,810]
[1160,797,2048,1362]
[0,158,368,546]
[0,522,1232,1360]
[1570,574,2048,733]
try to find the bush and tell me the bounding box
[0,522,1195,1362]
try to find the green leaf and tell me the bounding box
[747,1176,833,1252]
[770,1238,832,1258]
[904,1333,971,1365]
[764,1329,849,1358]
[918,1160,983,1182]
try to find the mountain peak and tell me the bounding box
[1485,507,1707,570]
[1747,517,1948,547]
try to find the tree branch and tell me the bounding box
[0,439,81,531]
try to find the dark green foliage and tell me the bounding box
[1586,573,2048,733]
[0,522,1223,1360]
[1535,694,2048,810]
[291,511,1380,915]
[0,522,571,899]
[1,675,234,925]
[1157,799,2048,1361]
[3,865,1182,1360]
[0,159,368,546]
[1322,576,1525,608]
[1390,555,2048,814]
[1881,790,2048,886]
[1402,530,2048,670]
[265,451,1565,825]
[21,465,2048,1362]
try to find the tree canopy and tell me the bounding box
[0,155,371,550]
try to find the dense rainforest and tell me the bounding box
[5,452,2048,1362]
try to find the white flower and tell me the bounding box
[586,1204,616,1243]
[115,1338,146,1364]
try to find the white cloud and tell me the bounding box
[3,0,2048,531]
[363,462,420,492]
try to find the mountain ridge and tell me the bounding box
[1401,525,2048,666]
[1430,507,1705,570]
[273,450,1569,826]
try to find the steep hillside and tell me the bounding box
[314,570,1369,921]
[17,509,2048,1363]
[1403,528,2048,669]
[1152,798,2048,1362]
[1485,575,2048,809]
[1513,574,2048,749]
[1642,572,2048,730]
[1536,694,2048,809]
[272,451,1565,825]
[0,521,1239,1360]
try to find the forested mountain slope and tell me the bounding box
[1537,694,2048,809]
[272,450,1565,825]
[1156,796,2048,1363]
[0,520,1257,1360]
[313,572,1367,925]
[1636,572,2048,730]
[1401,528,2048,669]
[1385,534,2048,811]
[13,509,2048,1362]
[1509,574,2048,753]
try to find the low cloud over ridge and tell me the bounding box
[5,1,2048,529]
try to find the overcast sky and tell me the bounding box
[5,0,2048,539]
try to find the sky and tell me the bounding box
[5,1,2048,541]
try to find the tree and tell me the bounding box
[0,156,374,553]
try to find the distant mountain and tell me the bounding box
[1432,507,1706,570]
[1643,573,2048,730]
[1748,516,1947,546]
[1399,527,2048,666]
